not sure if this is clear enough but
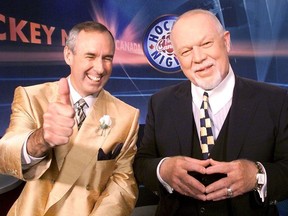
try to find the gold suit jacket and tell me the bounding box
[0,81,140,216]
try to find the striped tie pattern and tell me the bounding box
[200,92,214,159]
[75,98,87,129]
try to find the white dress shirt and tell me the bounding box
[157,66,267,201]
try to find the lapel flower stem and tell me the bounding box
[99,115,112,137]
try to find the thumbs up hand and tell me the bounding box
[43,78,75,146]
[27,78,75,157]
[57,77,72,105]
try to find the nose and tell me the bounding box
[93,58,104,74]
[192,46,206,63]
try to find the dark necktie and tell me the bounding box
[200,92,215,159]
[75,98,87,129]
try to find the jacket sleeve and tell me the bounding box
[0,86,52,180]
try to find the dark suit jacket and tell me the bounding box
[134,75,288,216]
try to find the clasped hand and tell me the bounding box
[160,157,258,201]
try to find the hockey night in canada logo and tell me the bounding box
[143,15,180,73]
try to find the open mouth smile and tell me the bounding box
[87,74,101,82]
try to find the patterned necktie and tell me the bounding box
[75,98,87,129]
[200,92,215,159]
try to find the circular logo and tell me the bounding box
[143,15,181,73]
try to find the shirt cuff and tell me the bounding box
[156,157,174,193]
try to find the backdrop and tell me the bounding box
[1,0,288,135]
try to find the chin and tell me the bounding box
[196,78,222,90]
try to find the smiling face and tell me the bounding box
[64,30,115,97]
[171,10,231,90]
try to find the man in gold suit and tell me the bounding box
[0,21,139,216]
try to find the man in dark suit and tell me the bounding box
[134,9,288,215]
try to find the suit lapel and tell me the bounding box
[54,125,77,171]
[166,78,257,160]
[45,90,108,213]
[226,77,257,161]
[169,81,194,156]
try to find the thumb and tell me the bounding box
[57,78,71,105]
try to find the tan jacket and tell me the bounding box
[0,81,140,216]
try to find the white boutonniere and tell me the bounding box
[99,115,112,136]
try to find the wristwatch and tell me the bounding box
[254,161,265,191]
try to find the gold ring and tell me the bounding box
[227,187,233,198]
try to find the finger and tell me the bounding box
[206,187,231,201]
[184,158,210,174]
[205,176,229,193]
[57,78,71,105]
[206,160,230,175]
[206,187,235,201]
[44,112,75,127]
[176,175,206,200]
[43,119,74,145]
[181,186,207,201]
[43,131,71,147]
[208,158,223,166]
[46,101,75,118]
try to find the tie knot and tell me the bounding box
[203,92,209,102]
[76,98,87,109]
[75,98,87,130]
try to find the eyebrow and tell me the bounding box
[85,52,114,58]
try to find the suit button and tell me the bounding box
[86,185,90,190]
[200,207,205,214]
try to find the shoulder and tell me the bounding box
[16,81,58,96]
[101,90,140,127]
[235,76,288,111]
[152,80,191,100]
[103,89,139,114]
[236,76,288,97]
[14,81,58,103]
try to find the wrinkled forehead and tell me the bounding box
[75,31,115,53]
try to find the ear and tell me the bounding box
[223,31,231,53]
[64,46,72,65]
